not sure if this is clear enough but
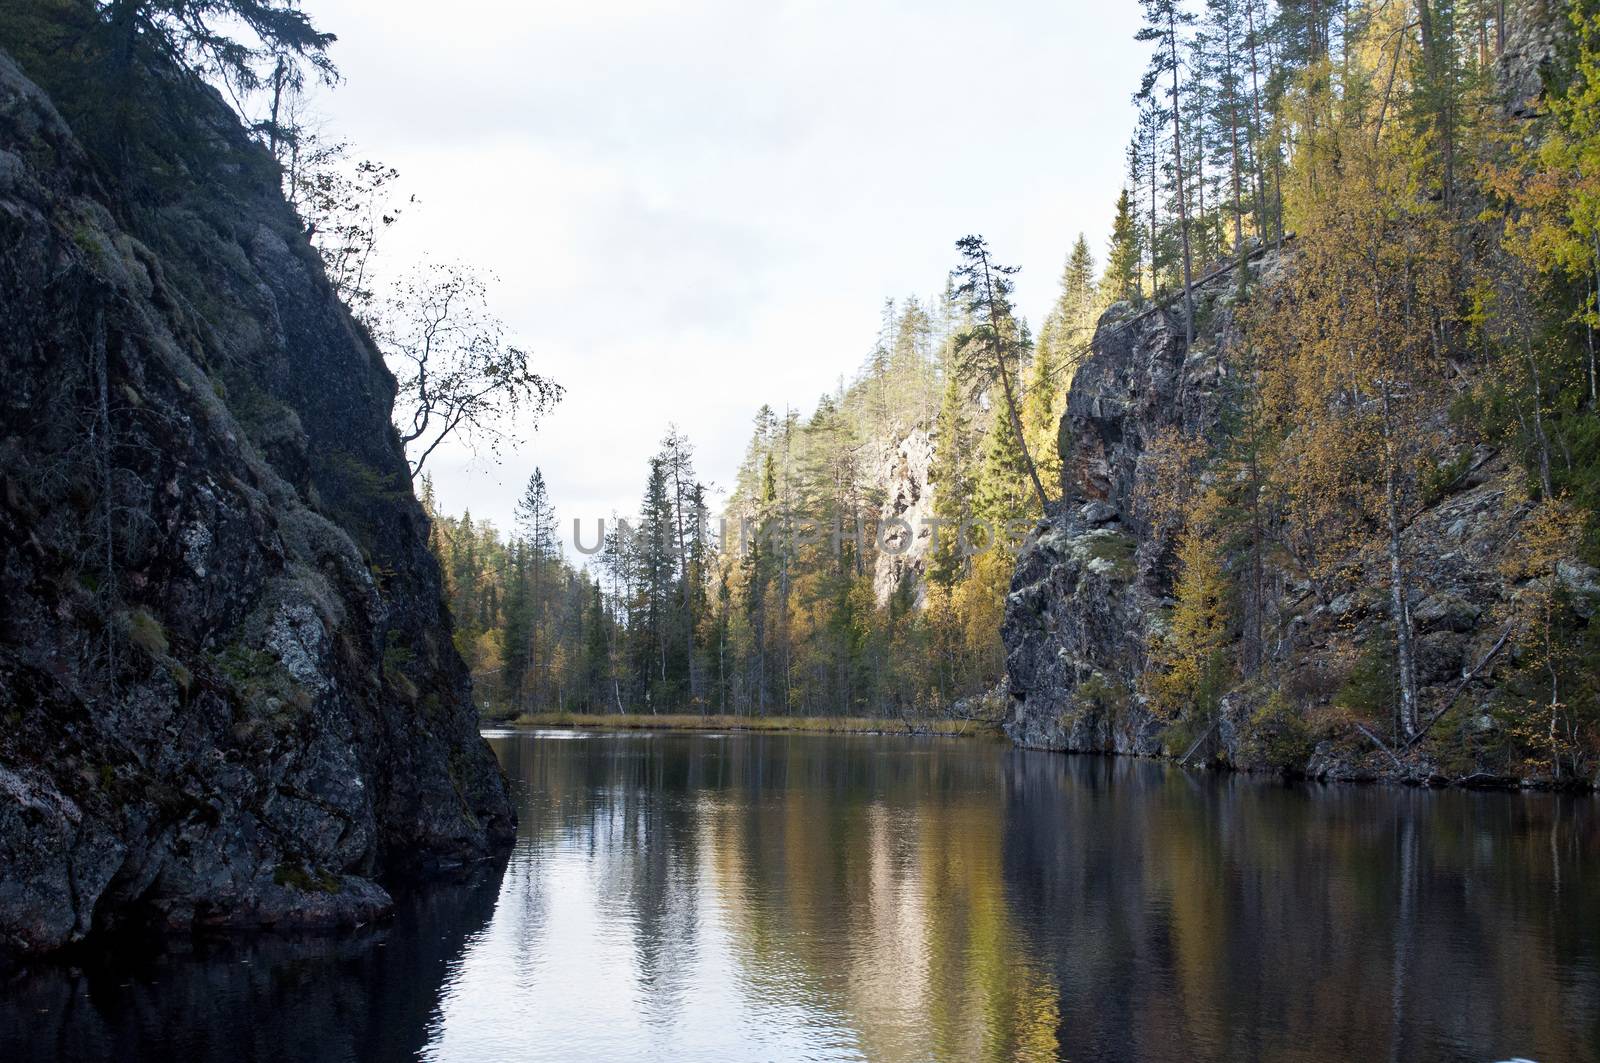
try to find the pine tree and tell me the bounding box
[1137,0,1199,345]
[1241,0,1277,242]
[1205,0,1252,259]
[950,235,1049,511]
[743,450,780,713]
[659,429,703,706]
[1132,96,1168,293]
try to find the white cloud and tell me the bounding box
[307,0,1146,533]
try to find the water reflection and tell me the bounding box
[443,731,1064,1062]
[1000,752,1600,1062]
[450,732,1600,1062]
[4,733,1596,1062]
[0,856,506,1063]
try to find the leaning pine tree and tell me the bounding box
[949,235,1050,513]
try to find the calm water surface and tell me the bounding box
[4,730,1597,1061]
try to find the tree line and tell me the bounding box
[427,235,1107,719]
[435,0,1600,782]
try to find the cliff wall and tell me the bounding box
[0,44,512,963]
[1001,252,1600,786]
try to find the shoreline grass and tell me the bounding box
[499,711,1002,738]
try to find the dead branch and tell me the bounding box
[1402,622,1515,751]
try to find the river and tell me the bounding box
[4,729,1597,1061]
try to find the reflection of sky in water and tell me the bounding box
[423,733,1056,1062]
[427,846,868,1059]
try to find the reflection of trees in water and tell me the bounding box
[0,856,508,1063]
[500,731,1065,1061]
[693,734,1063,1062]
[612,741,702,1027]
[999,751,1600,1062]
[402,733,1599,1063]
[502,846,550,986]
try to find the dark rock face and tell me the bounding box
[1002,263,1254,757]
[1000,251,1595,785]
[0,50,512,963]
[1499,0,1563,118]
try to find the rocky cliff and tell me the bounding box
[1001,252,1600,786]
[870,427,936,607]
[1003,261,1249,759]
[1001,0,1600,788]
[0,45,513,964]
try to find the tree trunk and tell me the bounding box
[1525,344,1555,499]
[1228,69,1245,254]
[1416,0,1453,202]
[1225,41,1248,297]
[534,547,547,714]
[1149,125,1160,294]
[1244,0,1269,235]
[1588,238,1599,409]
[1381,387,1419,739]
[997,353,1049,512]
[670,467,698,707]
[1168,13,1197,349]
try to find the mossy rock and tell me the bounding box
[273,862,343,894]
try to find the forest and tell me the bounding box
[428,0,1600,773]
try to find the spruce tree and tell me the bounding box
[1105,189,1145,304]
[501,541,531,710]
[1025,235,1098,496]
[516,470,556,710]
[975,400,1034,538]
[633,457,678,708]
[929,348,976,589]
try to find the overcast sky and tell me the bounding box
[306,0,1146,537]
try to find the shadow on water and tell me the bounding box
[0,854,508,1063]
[1000,750,1600,1063]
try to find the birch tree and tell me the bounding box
[383,264,562,479]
